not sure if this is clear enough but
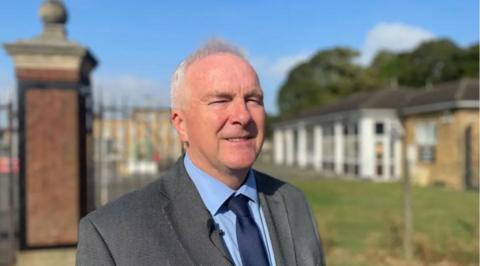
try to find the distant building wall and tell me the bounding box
[272,80,479,189]
[93,108,182,176]
[404,109,479,189]
[273,109,402,181]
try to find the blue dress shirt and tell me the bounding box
[184,154,276,266]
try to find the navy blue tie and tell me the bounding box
[228,194,269,266]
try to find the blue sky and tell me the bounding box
[0,0,478,113]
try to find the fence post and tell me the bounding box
[7,100,16,265]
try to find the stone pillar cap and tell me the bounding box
[3,0,97,71]
[38,0,68,41]
[39,0,68,24]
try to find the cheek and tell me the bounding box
[210,113,229,133]
[190,112,227,136]
[252,109,265,128]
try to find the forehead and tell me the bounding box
[185,53,260,94]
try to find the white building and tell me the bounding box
[273,89,410,181]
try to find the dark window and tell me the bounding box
[323,162,334,171]
[418,146,436,162]
[323,126,334,136]
[354,165,359,175]
[322,162,328,170]
[375,123,384,135]
[376,165,383,176]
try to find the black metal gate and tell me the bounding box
[93,98,181,207]
[0,99,18,266]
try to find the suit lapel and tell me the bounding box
[256,171,296,266]
[208,219,232,261]
[162,159,233,265]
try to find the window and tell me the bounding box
[343,123,360,176]
[343,164,348,173]
[375,142,384,176]
[415,122,437,162]
[322,124,335,171]
[307,127,315,157]
[375,122,384,135]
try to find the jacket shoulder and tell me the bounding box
[83,159,185,225]
[84,178,167,225]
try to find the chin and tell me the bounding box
[224,153,258,170]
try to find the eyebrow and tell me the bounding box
[200,91,233,102]
[245,90,264,99]
[200,88,263,101]
[204,91,233,98]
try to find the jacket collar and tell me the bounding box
[255,170,296,266]
[160,158,234,265]
[156,157,294,266]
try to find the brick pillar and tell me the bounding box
[4,0,97,249]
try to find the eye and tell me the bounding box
[208,99,229,105]
[247,97,264,105]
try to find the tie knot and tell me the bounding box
[227,194,251,217]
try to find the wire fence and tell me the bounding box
[0,99,18,266]
[92,100,182,206]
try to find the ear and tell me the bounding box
[171,109,189,144]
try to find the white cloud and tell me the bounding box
[93,74,169,107]
[251,52,310,80]
[269,53,310,78]
[357,22,436,65]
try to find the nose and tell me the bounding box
[231,99,252,126]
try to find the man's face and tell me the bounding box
[173,53,265,178]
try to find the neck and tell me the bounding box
[221,168,249,190]
[186,152,249,190]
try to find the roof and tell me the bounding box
[299,88,415,119]
[403,79,478,108]
[277,79,479,124]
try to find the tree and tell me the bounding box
[277,47,373,117]
[398,39,462,86]
[264,114,280,139]
[277,39,479,117]
[368,50,405,87]
[456,43,479,78]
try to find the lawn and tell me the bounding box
[254,161,479,266]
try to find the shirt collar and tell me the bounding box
[184,154,258,216]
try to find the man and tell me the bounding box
[76,39,325,266]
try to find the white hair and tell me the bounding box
[170,38,246,109]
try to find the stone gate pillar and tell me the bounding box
[4,0,97,249]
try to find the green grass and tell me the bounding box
[254,161,479,265]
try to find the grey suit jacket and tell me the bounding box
[76,159,325,266]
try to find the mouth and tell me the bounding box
[225,136,254,142]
